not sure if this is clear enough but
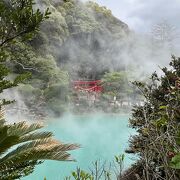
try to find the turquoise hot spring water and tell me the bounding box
[23,113,137,180]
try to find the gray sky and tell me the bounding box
[90,0,180,33]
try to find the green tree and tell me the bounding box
[126,56,180,179]
[0,0,50,47]
[0,0,79,179]
[101,71,132,99]
[0,0,50,106]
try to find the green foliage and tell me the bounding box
[71,168,94,180]
[86,1,128,36]
[102,71,132,99]
[44,83,69,100]
[0,111,79,179]
[40,10,69,47]
[44,83,70,115]
[0,0,50,47]
[29,0,129,80]
[170,153,180,169]
[127,56,180,179]
[0,58,31,107]
[115,154,125,164]
[3,0,130,115]
[0,48,30,106]
[62,0,99,34]
[65,154,126,180]
[5,38,69,115]
[0,0,50,107]
[0,1,80,179]
[86,1,112,18]
[0,160,41,180]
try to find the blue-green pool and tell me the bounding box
[23,113,136,180]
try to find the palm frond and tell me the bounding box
[0,126,8,144]
[2,138,56,160]
[0,116,80,174]
[0,107,5,127]
[0,146,77,170]
[19,131,53,143]
[1,140,79,162]
[7,122,43,136]
[0,135,19,156]
[0,160,40,180]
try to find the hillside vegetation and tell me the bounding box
[7,0,129,116]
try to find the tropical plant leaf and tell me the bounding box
[0,137,20,156]
[19,131,53,143]
[0,119,80,174]
[7,122,43,136]
[170,153,180,169]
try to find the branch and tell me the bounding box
[13,60,39,72]
[0,30,29,47]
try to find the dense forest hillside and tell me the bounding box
[6,0,130,116]
[32,0,129,79]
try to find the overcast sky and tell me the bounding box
[90,0,180,33]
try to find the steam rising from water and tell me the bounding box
[35,0,180,80]
[23,113,137,180]
[3,0,180,118]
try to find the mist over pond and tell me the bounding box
[23,113,136,180]
[1,0,180,179]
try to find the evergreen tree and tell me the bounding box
[0,1,79,179]
[126,56,180,180]
[0,0,50,106]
